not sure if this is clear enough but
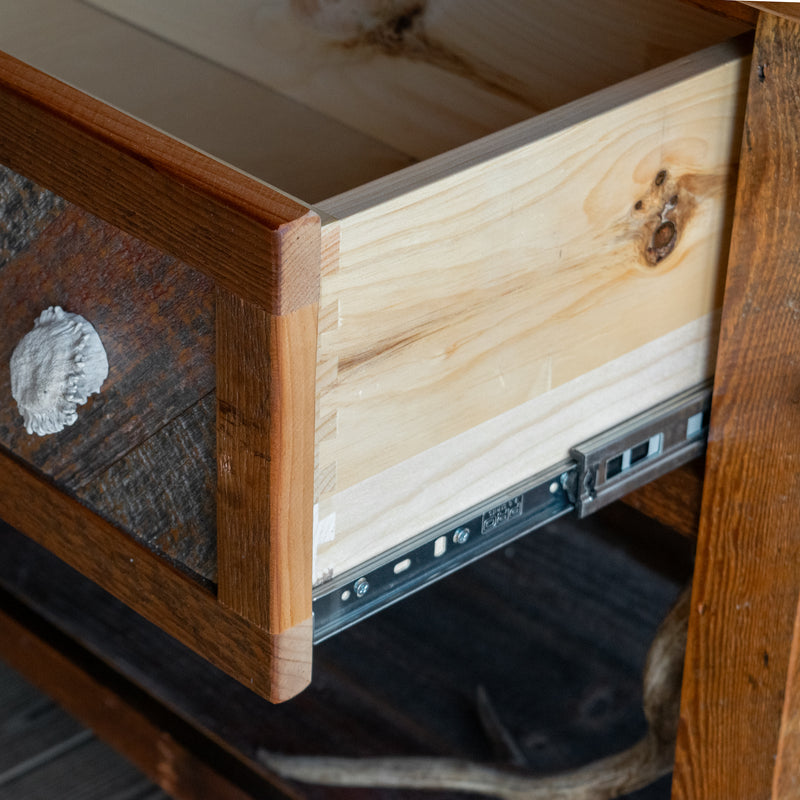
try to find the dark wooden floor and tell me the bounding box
[0,503,693,799]
[0,663,168,800]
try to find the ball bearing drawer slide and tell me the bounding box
[312,382,712,642]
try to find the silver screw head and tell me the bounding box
[453,527,470,545]
[353,577,370,598]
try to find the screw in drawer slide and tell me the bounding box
[312,381,712,642]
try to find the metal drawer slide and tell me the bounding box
[312,382,711,642]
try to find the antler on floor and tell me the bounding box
[259,587,690,800]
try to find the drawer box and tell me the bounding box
[0,0,749,700]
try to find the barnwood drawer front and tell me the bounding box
[0,0,750,700]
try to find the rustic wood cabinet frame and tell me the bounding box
[0,51,319,702]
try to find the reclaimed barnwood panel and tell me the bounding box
[77,394,217,585]
[0,507,690,799]
[0,167,65,269]
[0,609,264,800]
[0,50,319,314]
[672,12,800,800]
[0,454,313,702]
[0,168,215,489]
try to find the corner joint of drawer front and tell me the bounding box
[265,615,314,702]
[272,210,322,315]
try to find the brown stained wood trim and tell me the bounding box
[682,0,760,24]
[774,593,800,799]
[0,608,259,800]
[744,2,800,23]
[0,51,320,314]
[621,459,705,539]
[0,450,312,703]
[217,291,316,633]
[672,13,800,800]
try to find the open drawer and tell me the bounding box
[0,0,750,701]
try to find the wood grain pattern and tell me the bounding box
[77,395,217,585]
[0,166,65,269]
[315,314,718,583]
[672,13,800,800]
[316,40,749,498]
[621,459,705,539]
[1,0,416,204]
[0,610,262,800]
[683,0,760,24]
[83,0,747,163]
[0,49,320,314]
[0,179,215,490]
[774,593,800,799]
[0,663,87,776]
[744,2,800,23]
[0,451,313,702]
[217,291,316,633]
[0,504,689,799]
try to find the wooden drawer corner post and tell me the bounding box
[216,214,321,635]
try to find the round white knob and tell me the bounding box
[10,306,108,436]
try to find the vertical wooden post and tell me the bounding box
[216,214,320,636]
[672,12,800,800]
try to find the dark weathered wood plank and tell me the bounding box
[0,614,271,800]
[0,507,687,800]
[682,0,760,24]
[77,394,217,585]
[0,167,65,270]
[1,733,169,800]
[621,460,705,538]
[217,292,316,633]
[0,672,86,778]
[0,172,214,489]
[0,52,320,314]
[0,454,312,702]
[672,12,800,800]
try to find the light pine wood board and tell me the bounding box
[81,0,747,162]
[314,39,750,500]
[313,312,718,584]
[0,0,414,203]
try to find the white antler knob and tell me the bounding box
[10,306,108,436]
